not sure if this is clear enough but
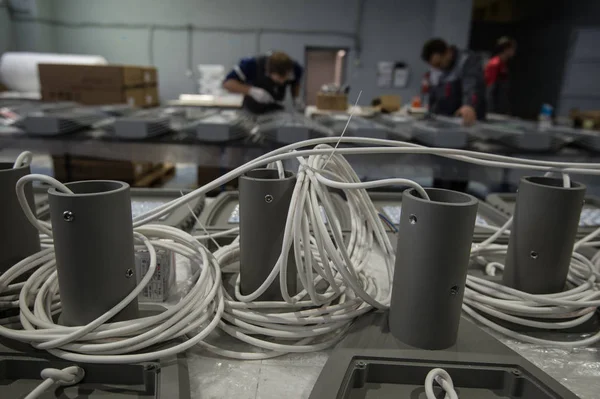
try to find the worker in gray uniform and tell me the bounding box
[421,38,486,126]
[421,38,487,192]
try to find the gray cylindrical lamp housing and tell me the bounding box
[0,163,41,275]
[239,169,296,301]
[389,188,478,350]
[49,180,138,326]
[503,176,585,294]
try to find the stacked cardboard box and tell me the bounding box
[38,64,160,108]
[570,109,600,130]
[316,92,348,111]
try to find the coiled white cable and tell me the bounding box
[0,175,224,364]
[2,133,600,368]
[200,146,400,359]
[465,173,600,346]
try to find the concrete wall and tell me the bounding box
[432,0,473,48]
[0,3,12,54]
[10,0,57,52]
[7,0,474,104]
[557,0,600,115]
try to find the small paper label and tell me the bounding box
[134,248,175,302]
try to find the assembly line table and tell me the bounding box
[3,127,600,192]
[172,242,600,399]
[1,149,599,398]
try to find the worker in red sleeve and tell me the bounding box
[421,38,486,126]
[485,37,516,115]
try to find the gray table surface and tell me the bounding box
[168,228,600,399]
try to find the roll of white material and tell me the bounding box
[0,52,108,93]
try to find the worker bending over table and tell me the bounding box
[421,38,487,126]
[223,51,304,115]
[421,38,488,192]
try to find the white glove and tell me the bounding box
[248,87,274,104]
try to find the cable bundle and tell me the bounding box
[1,136,600,370]
[202,147,401,358]
[0,220,224,363]
[466,219,600,347]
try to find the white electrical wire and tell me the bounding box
[25,366,85,399]
[3,129,600,370]
[0,176,224,364]
[465,173,600,347]
[267,160,286,179]
[425,368,458,399]
[199,146,397,359]
[13,150,33,169]
[128,136,600,228]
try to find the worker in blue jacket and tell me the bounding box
[223,51,304,114]
[421,38,486,126]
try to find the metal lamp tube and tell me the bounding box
[503,176,586,294]
[48,180,139,326]
[238,169,297,301]
[0,163,40,275]
[389,188,478,350]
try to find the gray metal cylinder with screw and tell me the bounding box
[389,188,477,350]
[239,169,296,301]
[0,163,41,275]
[49,180,138,326]
[503,176,586,294]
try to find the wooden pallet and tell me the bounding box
[52,156,175,187]
[53,156,155,183]
[133,163,175,187]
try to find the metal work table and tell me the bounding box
[2,193,599,398]
[4,127,600,194]
[179,242,600,399]
[0,127,268,167]
[177,198,599,399]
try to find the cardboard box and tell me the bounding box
[42,87,146,107]
[379,95,401,113]
[142,67,158,85]
[473,0,520,22]
[570,110,600,130]
[316,92,348,111]
[144,86,160,107]
[38,64,145,91]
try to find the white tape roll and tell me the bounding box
[0,52,108,93]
